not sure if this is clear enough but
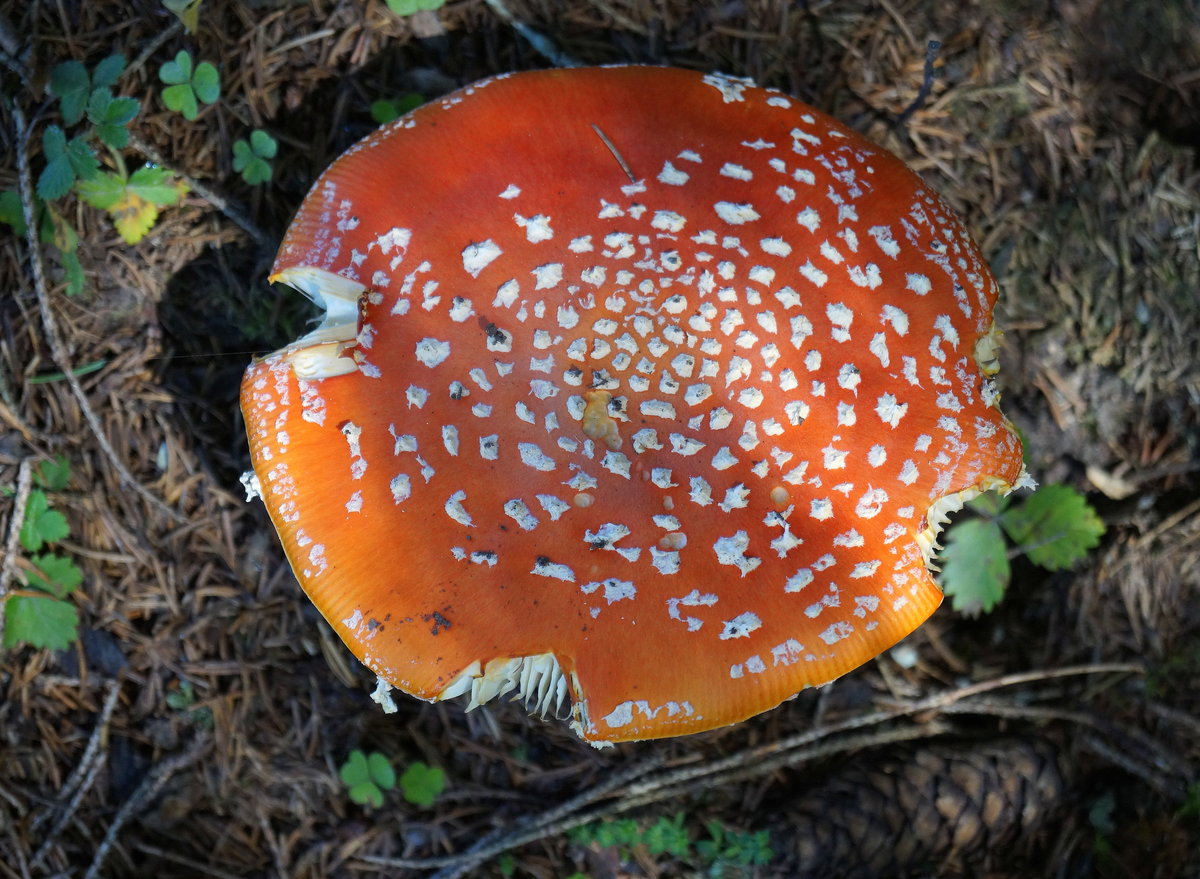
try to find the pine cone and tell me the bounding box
[774,739,1067,878]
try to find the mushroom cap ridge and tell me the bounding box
[241,66,1026,743]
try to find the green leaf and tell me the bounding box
[19,491,70,552]
[399,761,445,807]
[385,0,446,15]
[162,83,198,120]
[370,100,401,125]
[67,136,100,181]
[76,166,186,243]
[26,553,83,598]
[339,749,369,788]
[49,60,90,125]
[3,594,79,650]
[39,130,75,200]
[349,781,383,808]
[62,248,86,296]
[370,93,424,125]
[91,54,126,90]
[939,518,1010,616]
[999,484,1105,571]
[249,129,277,159]
[642,813,690,857]
[88,89,139,149]
[38,128,99,199]
[76,171,127,211]
[35,456,72,491]
[159,52,217,120]
[366,752,396,790]
[128,165,186,207]
[233,132,276,185]
[192,62,220,104]
[231,139,253,171]
[166,680,197,709]
[0,190,28,235]
[159,50,193,85]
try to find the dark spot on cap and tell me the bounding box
[483,322,506,344]
[422,611,452,636]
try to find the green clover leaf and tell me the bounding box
[233,130,276,185]
[160,51,220,120]
[400,761,445,807]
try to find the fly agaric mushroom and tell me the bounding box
[241,67,1030,744]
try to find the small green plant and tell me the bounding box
[399,760,446,807]
[76,162,189,245]
[385,0,446,16]
[166,679,215,727]
[941,484,1106,616]
[571,813,773,876]
[49,54,127,127]
[159,50,220,121]
[695,821,774,874]
[233,130,277,185]
[6,51,190,290]
[37,125,101,200]
[370,93,425,125]
[339,749,396,808]
[4,457,83,651]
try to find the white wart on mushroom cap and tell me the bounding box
[241,67,1028,744]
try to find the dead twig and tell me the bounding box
[0,460,33,646]
[12,105,186,526]
[31,681,124,866]
[83,734,210,879]
[362,663,1142,875]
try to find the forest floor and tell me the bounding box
[1,1,1198,877]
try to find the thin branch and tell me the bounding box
[0,460,33,646]
[357,662,1143,875]
[12,105,185,526]
[83,735,209,879]
[31,681,123,867]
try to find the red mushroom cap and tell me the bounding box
[241,67,1028,743]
